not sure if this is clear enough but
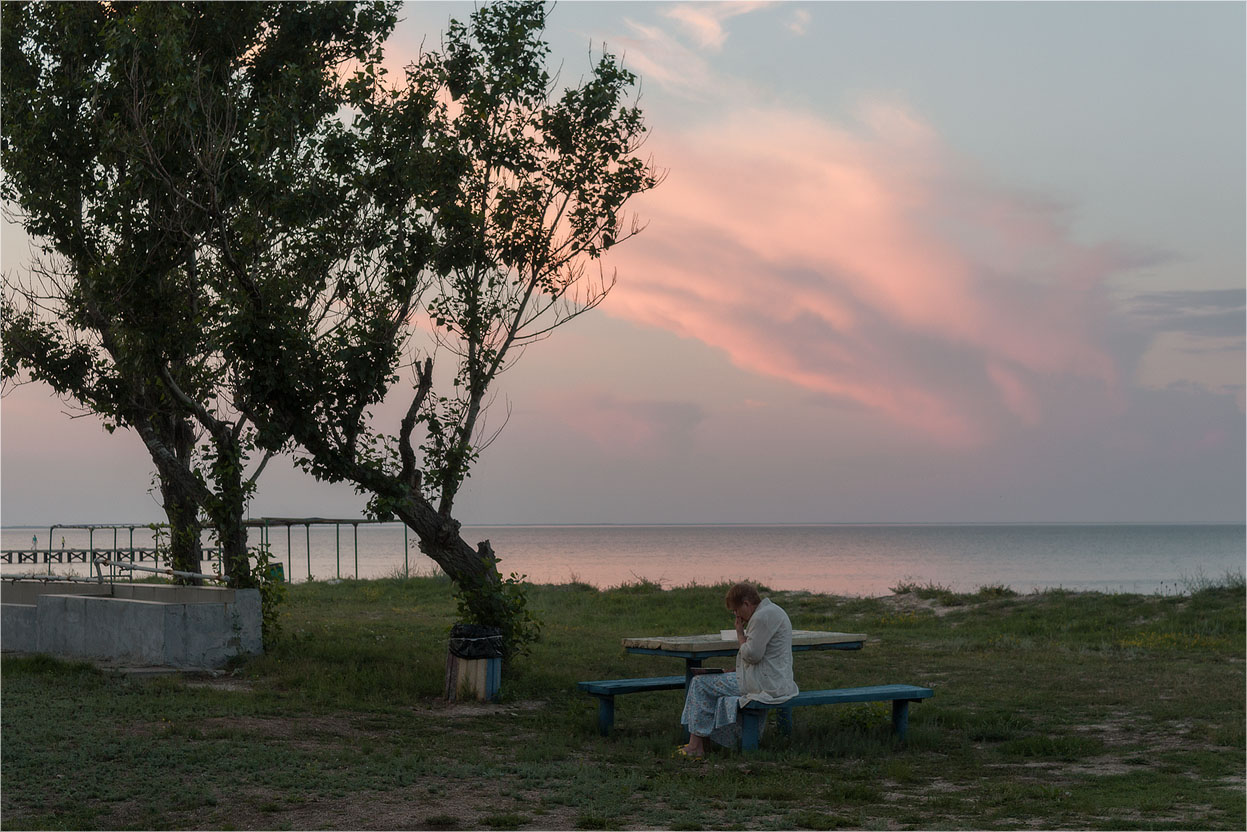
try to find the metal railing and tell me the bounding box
[2,517,419,584]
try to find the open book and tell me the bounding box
[720,629,738,641]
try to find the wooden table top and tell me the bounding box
[622,630,867,652]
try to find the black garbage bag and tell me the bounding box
[448,623,503,659]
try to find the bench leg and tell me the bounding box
[891,699,909,740]
[596,696,615,736]
[741,710,764,751]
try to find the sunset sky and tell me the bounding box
[2,1,1244,526]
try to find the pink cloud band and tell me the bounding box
[604,104,1134,445]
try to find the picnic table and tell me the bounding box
[622,630,867,686]
[579,630,868,736]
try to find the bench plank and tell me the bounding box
[577,675,686,697]
[578,675,687,735]
[742,684,933,710]
[740,684,933,750]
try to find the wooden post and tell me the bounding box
[444,653,501,702]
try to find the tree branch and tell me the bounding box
[131,416,215,507]
[399,356,434,490]
[158,363,229,438]
[245,447,277,488]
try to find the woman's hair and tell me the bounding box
[725,582,762,609]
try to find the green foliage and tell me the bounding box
[973,583,1019,599]
[999,734,1105,760]
[889,580,963,605]
[454,565,542,663]
[889,580,1019,606]
[615,577,665,594]
[236,542,289,651]
[2,1,400,585]
[5,0,658,662]
[211,0,660,647]
[1182,568,1246,596]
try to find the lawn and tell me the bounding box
[2,575,1243,830]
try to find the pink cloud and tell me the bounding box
[603,103,1135,446]
[662,2,771,51]
[618,19,715,98]
[552,392,705,453]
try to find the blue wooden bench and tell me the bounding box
[577,675,686,735]
[740,683,933,750]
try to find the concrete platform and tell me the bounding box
[1,581,261,669]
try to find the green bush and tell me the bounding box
[454,569,542,663]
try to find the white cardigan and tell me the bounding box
[736,598,799,705]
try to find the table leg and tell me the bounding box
[679,660,703,742]
[683,658,703,688]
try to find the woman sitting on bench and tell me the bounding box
[678,582,799,757]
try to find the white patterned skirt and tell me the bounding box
[680,671,752,747]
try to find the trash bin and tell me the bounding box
[267,563,285,583]
[445,624,503,702]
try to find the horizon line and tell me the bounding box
[3,520,1244,530]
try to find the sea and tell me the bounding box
[2,522,1243,597]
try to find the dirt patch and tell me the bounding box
[1061,755,1135,776]
[178,777,583,830]
[410,700,546,719]
[182,675,253,692]
[1073,716,1197,756]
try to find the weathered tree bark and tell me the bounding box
[155,412,204,583]
[393,496,499,589]
[133,413,251,585]
[209,444,252,588]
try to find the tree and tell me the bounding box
[224,1,660,655]
[1,1,399,584]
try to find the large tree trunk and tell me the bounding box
[394,495,500,589]
[157,413,204,583]
[209,437,252,588]
[133,411,252,586]
[160,478,204,583]
[217,510,250,588]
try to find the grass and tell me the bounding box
[2,574,1244,830]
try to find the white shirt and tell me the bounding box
[736,597,799,705]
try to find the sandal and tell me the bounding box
[673,745,705,760]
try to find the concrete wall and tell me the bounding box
[1,582,110,606]
[0,581,261,668]
[1,603,37,653]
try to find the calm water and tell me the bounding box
[3,523,1243,596]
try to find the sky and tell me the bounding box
[2,1,1244,526]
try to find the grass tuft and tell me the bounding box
[1182,567,1246,597]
